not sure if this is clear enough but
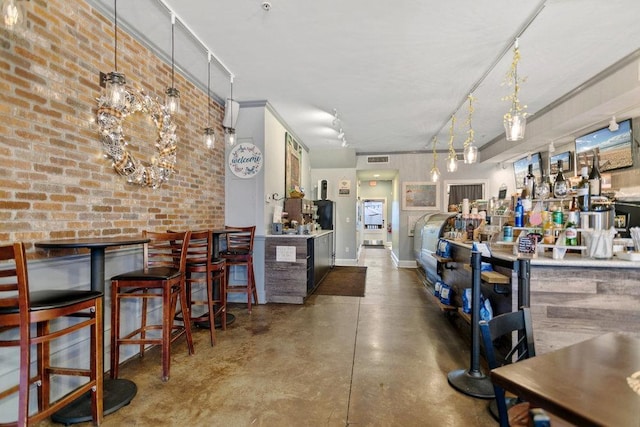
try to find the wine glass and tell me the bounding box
[536,179,550,200]
[553,178,568,200]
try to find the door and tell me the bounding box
[362,199,386,245]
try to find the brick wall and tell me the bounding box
[0,0,226,257]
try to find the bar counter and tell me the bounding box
[438,239,640,355]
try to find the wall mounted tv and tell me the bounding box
[513,152,542,189]
[575,118,633,172]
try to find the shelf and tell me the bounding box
[462,264,510,284]
[433,254,453,263]
[458,308,471,324]
[432,294,456,312]
[537,244,587,250]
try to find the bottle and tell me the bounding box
[565,221,578,246]
[542,211,555,244]
[521,167,533,212]
[588,152,601,197]
[525,164,536,201]
[576,166,591,212]
[514,198,524,227]
[552,159,568,199]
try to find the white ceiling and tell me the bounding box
[90,0,640,167]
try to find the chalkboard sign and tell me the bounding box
[517,235,537,255]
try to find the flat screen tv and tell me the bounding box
[513,152,542,189]
[575,118,633,172]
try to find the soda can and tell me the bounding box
[503,226,513,242]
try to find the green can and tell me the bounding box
[552,209,563,225]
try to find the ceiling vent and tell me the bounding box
[366,155,389,164]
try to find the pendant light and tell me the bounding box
[1,0,25,30]
[224,77,236,146]
[165,13,180,115]
[430,137,440,182]
[105,0,126,110]
[503,38,527,141]
[446,115,458,173]
[204,52,215,149]
[463,94,478,164]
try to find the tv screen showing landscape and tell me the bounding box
[575,118,633,172]
[513,152,542,189]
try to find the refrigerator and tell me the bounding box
[314,200,335,230]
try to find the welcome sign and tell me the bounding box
[228,142,263,178]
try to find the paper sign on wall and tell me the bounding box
[276,246,296,262]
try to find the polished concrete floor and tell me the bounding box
[44,246,496,426]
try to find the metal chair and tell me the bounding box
[220,226,258,313]
[0,242,104,426]
[479,307,536,427]
[110,230,193,382]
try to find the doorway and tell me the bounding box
[362,198,386,246]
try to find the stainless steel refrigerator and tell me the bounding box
[314,200,335,230]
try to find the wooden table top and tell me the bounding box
[491,332,640,427]
[35,236,149,249]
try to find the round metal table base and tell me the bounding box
[51,378,137,425]
[447,369,495,399]
[194,312,236,329]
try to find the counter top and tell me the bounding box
[445,238,640,269]
[267,229,334,238]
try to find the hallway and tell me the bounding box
[45,247,495,426]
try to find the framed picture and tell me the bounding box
[513,153,542,188]
[402,181,440,211]
[550,151,573,175]
[285,132,302,195]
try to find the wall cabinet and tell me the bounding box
[265,231,334,304]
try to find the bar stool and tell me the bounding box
[110,230,193,382]
[172,230,226,345]
[0,242,104,426]
[220,226,258,313]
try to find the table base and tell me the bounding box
[195,312,236,329]
[447,368,495,399]
[51,378,137,425]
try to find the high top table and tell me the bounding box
[490,332,640,426]
[35,236,149,425]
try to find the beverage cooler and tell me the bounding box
[313,200,335,230]
[414,212,456,286]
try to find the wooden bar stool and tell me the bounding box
[110,230,193,382]
[0,242,104,426]
[172,230,226,345]
[220,226,258,313]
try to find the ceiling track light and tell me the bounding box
[165,13,180,115]
[609,116,619,132]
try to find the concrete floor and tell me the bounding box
[43,246,496,426]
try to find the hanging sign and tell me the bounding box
[228,142,263,178]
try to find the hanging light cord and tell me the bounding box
[229,78,233,128]
[207,53,211,127]
[170,14,175,89]
[114,0,118,71]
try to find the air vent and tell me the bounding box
[366,156,389,164]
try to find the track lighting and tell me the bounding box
[609,116,619,132]
[165,14,180,114]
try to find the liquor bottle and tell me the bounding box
[565,221,578,246]
[521,165,533,212]
[514,198,524,227]
[525,164,536,201]
[542,211,555,244]
[552,160,568,199]
[588,153,602,197]
[576,166,590,212]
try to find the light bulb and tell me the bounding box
[204,128,215,149]
[430,166,440,182]
[463,144,478,164]
[165,87,180,114]
[504,113,526,141]
[105,72,126,109]
[225,129,236,146]
[2,0,25,29]
[446,156,458,172]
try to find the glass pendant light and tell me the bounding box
[463,94,478,164]
[430,137,440,182]
[1,0,25,30]
[503,38,527,141]
[105,0,126,110]
[446,115,458,172]
[203,53,215,149]
[165,13,180,115]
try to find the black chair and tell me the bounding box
[0,242,104,426]
[479,307,536,427]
